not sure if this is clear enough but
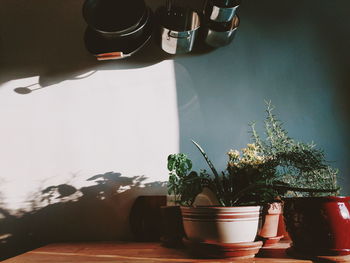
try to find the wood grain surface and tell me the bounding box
[2,241,318,263]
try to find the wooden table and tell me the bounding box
[2,241,317,263]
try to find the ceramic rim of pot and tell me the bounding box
[181,206,261,221]
[181,205,261,209]
[283,196,350,202]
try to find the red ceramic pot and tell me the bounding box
[283,196,350,256]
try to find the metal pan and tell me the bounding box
[204,15,239,47]
[84,8,154,60]
[82,0,147,36]
[204,0,241,22]
[156,5,200,54]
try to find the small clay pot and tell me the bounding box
[257,202,284,247]
[259,202,282,238]
[277,211,290,240]
[283,196,350,256]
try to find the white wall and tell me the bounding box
[0,0,179,243]
[0,0,349,247]
[0,63,179,210]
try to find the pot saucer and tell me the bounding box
[258,235,284,247]
[183,239,263,259]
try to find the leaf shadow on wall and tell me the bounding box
[0,172,166,261]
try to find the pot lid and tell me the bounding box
[84,9,153,58]
[83,0,146,33]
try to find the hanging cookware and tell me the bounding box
[204,0,240,23]
[84,8,154,60]
[213,0,241,6]
[204,15,239,47]
[82,0,147,37]
[156,3,200,55]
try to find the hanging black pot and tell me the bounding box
[84,8,154,60]
[82,0,147,36]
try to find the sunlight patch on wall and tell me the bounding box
[0,60,178,212]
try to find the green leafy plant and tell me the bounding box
[167,102,339,206]
[167,154,203,206]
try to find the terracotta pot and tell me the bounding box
[277,211,290,240]
[259,202,282,238]
[283,196,350,256]
[181,206,261,243]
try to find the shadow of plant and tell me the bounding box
[0,172,166,261]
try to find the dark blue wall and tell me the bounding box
[174,0,350,194]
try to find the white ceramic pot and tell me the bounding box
[181,206,261,243]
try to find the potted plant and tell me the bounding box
[167,147,265,258]
[160,154,195,248]
[249,102,349,257]
[167,101,344,258]
[225,143,283,246]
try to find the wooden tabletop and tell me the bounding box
[2,241,317,263]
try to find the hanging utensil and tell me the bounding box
[156,1,200,55]
[204,15,239,47]
[204,0,241,23]
[84,8,154,60]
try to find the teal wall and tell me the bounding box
[174,0,350,194]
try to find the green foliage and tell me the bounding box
[167,154,204,206]
[166,102,340,207]
[190,141,288,206]
[250,101,339,197]
[192,140,225,205]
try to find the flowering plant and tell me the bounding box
[227,143,270,177]
[224,144,279,205]
[167,103,339,207]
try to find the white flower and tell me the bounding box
[227,149,240,159]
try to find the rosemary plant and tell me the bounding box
[250,101,339,197]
